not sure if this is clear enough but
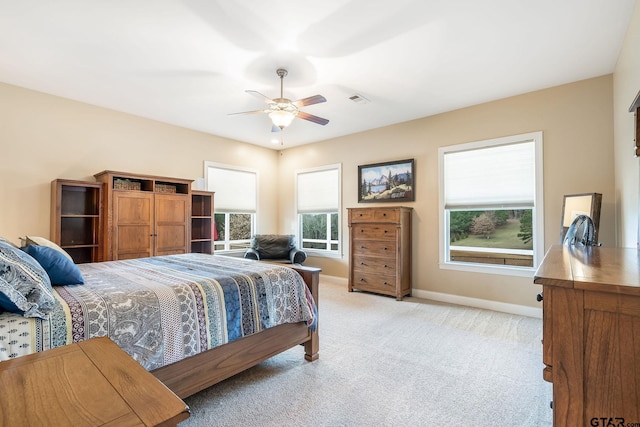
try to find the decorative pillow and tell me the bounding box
[25,235,74,262]
[22,245,84,286]
[0,236,19,248]
[0,240,55,318]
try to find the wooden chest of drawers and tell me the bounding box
[348,207,412,300]
[534,245,640,426]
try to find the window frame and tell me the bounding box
[212,212,255,252]
[438,132,544,277]
[296,164,342,259]
[205,161,257,254]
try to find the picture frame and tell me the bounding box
[358,158,415,203]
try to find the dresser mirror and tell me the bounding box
[629,89,640,157]
[559,193,602,244]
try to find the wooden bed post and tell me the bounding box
[291,265,321,361]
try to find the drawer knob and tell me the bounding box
[383,213,387,216]
[384,247,388,251]
[360,278,365,282]
[383,281,389,285]
[360,262,365,265]
[384,230,388,233]
[360,245,365,249]
[384,264,388,268]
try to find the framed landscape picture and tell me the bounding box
[358,158,415,203]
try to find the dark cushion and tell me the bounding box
[244,248,260,260]
[251,235,296,259]
[291,249,306,264]
[22,245,84,285]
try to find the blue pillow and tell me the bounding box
[22,245,84,285]
[0,240,55,318]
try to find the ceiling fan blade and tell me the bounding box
[271,124,281,133]
[246,90,274,104]
[297,111,329,126]
[293,94,326,107]
[228,109,266,116]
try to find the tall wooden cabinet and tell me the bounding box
[94,171,192,261]
[50,179,103,263]
[348,206,412,300]
[191,190,214,254]
[534,245,640,426]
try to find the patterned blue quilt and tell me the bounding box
[0,254,316,370]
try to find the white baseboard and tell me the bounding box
[321,274,542,318]
[409,289,542,318]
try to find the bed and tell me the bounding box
[0,242,319,399]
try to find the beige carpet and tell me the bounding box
[181,276,553,426]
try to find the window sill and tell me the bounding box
[213,250,245,257]
[305,250,342,259]
[439,261,536,278]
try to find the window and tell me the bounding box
[296,164,341,257]
[205,162,257,252]
[438,132,543,276]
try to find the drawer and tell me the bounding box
[352,240,397,256]
[350,208,399,224]
[351,272,396,294]
[353,255,397,276]
[351,224,397,240]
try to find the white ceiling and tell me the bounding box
[0,0,635,149]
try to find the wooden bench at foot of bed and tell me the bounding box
[151,265,320,399]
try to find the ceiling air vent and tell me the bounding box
[348,94,370,104]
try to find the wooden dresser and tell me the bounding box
[348,206,412,300]
[0,337,189,427]
[534,245,640,426]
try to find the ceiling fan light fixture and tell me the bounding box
[229,68,328,132]
[269,110,296,129]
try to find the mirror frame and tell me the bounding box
[559,193,602,244]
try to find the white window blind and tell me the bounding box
[444,140,535,210]
[297,167,340,213]
[206,164,257,212]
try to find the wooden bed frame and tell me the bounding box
[151,265,320,399]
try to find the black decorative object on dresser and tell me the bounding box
[348,206,412,300]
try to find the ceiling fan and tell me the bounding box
[230,68,329,132]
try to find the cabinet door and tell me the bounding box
[583,291,640,422]
[154,194,190,256]
[113,192,153,260]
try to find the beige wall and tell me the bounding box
[0,82,280,242]
[614,0,640,248]
[0,72,620,311]
[279,75,615,308]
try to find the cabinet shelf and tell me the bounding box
[191,191,214,255]
[51,180,103,263]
